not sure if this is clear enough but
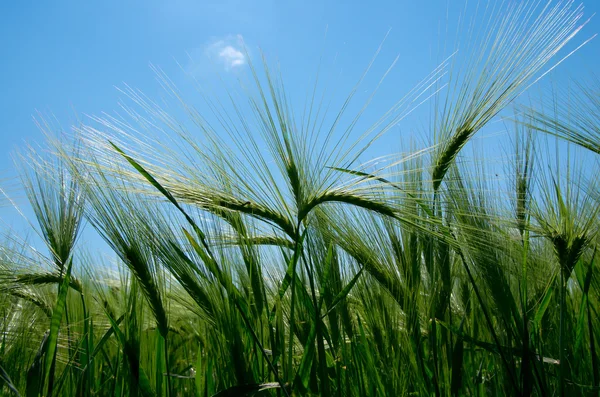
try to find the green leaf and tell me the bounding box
[294,317,318,394]
[436,319,514,356]
[575,262,593,353]
[90,315,124,360]
[109,141,207,241]
[321,267,364,319]
[268,229,308,324]
[0,361,21,396]
[533,277,556,329]
[26,331,49,397]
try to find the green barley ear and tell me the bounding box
[18,141,85,273]
[533,164,599,280]
[431,1,587,191]
[432,126,472,191]
[510,118,535,239]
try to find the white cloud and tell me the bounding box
[185,34,248,77]
[218,46,245,68]
[205,34,247,71]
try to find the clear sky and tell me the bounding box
[1,1,599,253]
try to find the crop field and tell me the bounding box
[0,1,599,396]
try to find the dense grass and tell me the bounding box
[1,1,600,396]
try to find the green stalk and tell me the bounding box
[301,249,330,396]
[587,292,599,389]
[558,270,566,396]
[287,226,301,386]
[164,336,172,397]
[44,259,74,397]
[520,226,533,396]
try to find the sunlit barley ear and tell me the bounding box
[430,1,589,192]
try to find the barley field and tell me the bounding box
[0,1,599,396]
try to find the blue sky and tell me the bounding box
[1,0,600,254]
